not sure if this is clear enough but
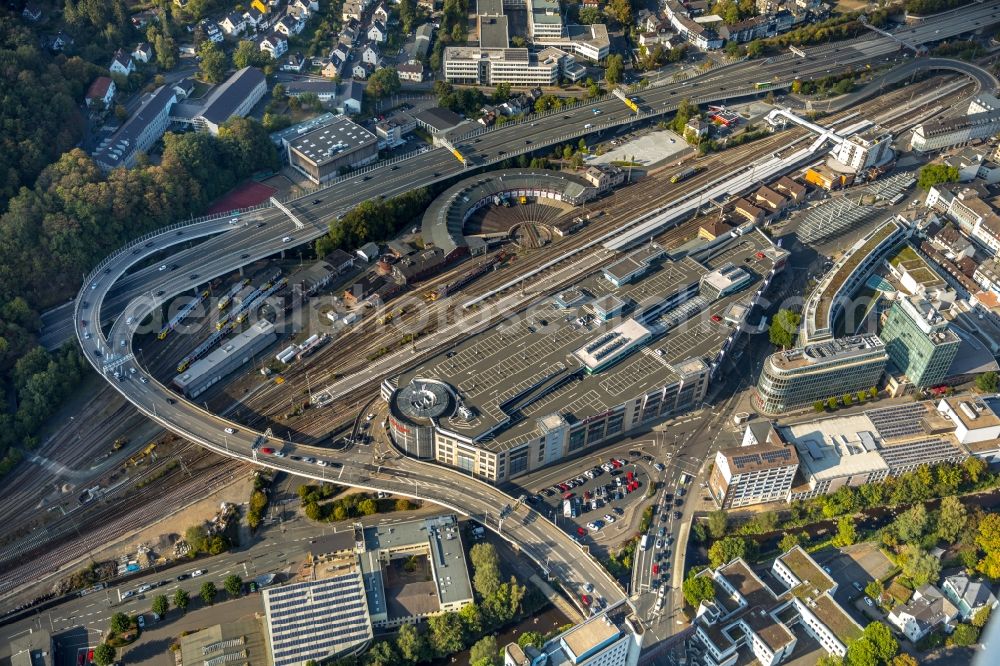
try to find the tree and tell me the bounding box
[109,611,131,634]
[151,594,169,618]
[233,40,271,69]
[366,640,399,666]
[185,524,209,554]
[173,588,190,612]
[367,67,402,99]
[605,54,624,85]
[469,636,499,666]
[948,623,980,646]
[964,456,988,485]
[865,580,884,604]
[579,6,603,24]
[396,623,430,664]
[458,601,483,634]
[395,498,413,511]
[814,401,826,412]
[769,309,802,349]
[832,516,857,547]
[895,503,929,542]
[517,632,545,649]
[845,637,877,666]
[399,0,417,32]
[976,371,999,393]
[608,0,633,24]
[891,655,918,666]
[428,612,465,656]
[707,510,728,539]
[272,83,286,100]
[917,163,960,190]
[976,513,1000,578]
[708,537,748,568]
[198,41,228,83]
[470,543,502,597]
[200,581,217,605]
[900,544,941,586]
[861,621,899,663]
[224,574,243,598]
[358,498,378,515]
[972,605,992,629]
[779,532,804,552]
[936,495,967,543]
[683,574,715,607]
[93,644,116,666]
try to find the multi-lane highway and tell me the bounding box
[66,0,1000,630]
[48,0,1000,345]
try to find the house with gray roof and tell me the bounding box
[942,574,998,622]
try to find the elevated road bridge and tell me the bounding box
[66,0,1000,635]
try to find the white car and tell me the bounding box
[587,522,599,531]
[282,236,292,243]
[864,596,874,607]
[84,332,91,340]
[230,217,240,225]
[583,582,594,593]
[603,514,616,524]
[158,264,167,271]
[302,456,315,463]
[137,615,145,629]
[137,584,152,593]
[224,427,235,434]
[316,459,328,467]
[273,451,286,457]
[126,317,134,325]
[120,340,127,348]
[191,569,206,577]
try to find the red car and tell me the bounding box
[711,315,722,323]
[260,447,275,455]
[610,459,622,469]
[577,527,586,537]
[581,594,591,606]
[652,564,659,575]
[87,649,95,663]
[563,492,575,500]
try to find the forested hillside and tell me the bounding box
[0,3,280,474]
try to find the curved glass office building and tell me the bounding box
[753,336,887,414]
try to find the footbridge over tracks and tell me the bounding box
[61,0,1000,641]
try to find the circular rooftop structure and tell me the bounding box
[421,169,598,259]
[394,379,455,423]
[387,378,458,459]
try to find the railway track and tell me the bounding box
[0,447,238,596]
[228,76,959,437]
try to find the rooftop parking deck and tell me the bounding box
[391,233,782,452]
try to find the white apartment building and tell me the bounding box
[926,185,1000,256]
[528,0,563,38]
[503,604,642,666]
[93,85,177,170]
[709,422,799,509]
[444,46,583,85]
[833,130,893,173]
[690,547,860,666]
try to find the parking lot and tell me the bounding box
[524,450,675,548]
[812,542,895,607]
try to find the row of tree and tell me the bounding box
[315,188,432,256]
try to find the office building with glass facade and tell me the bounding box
[880,295,960,388]
[753,336,887,414]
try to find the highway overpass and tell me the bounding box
[68,0,1000,633]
